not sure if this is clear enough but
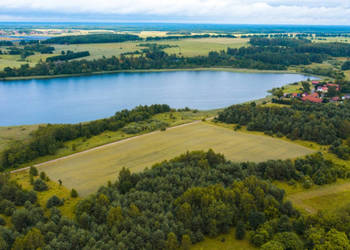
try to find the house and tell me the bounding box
[316,85,328,93]
[326,83,340,91]
[302,95,323,103]
[312,80,320,85]
[331,96,340,102]
[291,93,300,98]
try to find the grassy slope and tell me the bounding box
[11,170,80,219]
[37,121,313,196]
[0,124,40,152]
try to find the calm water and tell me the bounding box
[0,71,315,126]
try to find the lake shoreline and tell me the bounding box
[0,67,318,81]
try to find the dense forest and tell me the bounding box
[0,150,349,249]
[1,105,171,170]
[42,34,142,44]
[217,101,350,159]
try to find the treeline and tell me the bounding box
[145,34,236,41]
[42,34,141,44]
[1,104,171,169]
[217,102,350,145]
[46,51,90,62]
[342,61,350,70]
[0,41,13,46]
[1,150,349,249]
[249,37,311,47]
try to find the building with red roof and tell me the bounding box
[302,95,323,103]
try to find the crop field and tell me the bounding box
[37,122,314,196]
[286,180,350,214]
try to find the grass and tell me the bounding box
[192,229,256,250]
[36,121,313,196]
[10,170,80,218]
[0,124,40,152]
[281,179,350,214]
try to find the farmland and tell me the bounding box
[36,121,314,196]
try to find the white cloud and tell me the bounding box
[0,0,350,24]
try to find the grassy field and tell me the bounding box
[36,121,314,196]
[52,37,248,60]
[192,229,256,250]
[0,124,40,152]
[282,180,350,214]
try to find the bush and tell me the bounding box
[46,195,63,208]
[0,200,15,215]
[33,179,48,192]
[29,166,38,176]
[40,172,46,180]
[70,189,78,198]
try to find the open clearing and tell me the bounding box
[287,181,350,214]
[36,121,313,196]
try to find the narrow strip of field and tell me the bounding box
[36,122,314,196]
[287,181,350,214]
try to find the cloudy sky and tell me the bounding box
[1,0,350,25]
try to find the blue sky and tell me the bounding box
[1,0,350,25]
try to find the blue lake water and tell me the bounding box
[0,71,316,126]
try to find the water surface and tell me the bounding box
[0,71,315,125]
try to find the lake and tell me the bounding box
[0,71,315,126]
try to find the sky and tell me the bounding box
[0,0,350,25]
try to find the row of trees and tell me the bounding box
[42,34,142,44]
[46,51,90,62]
[0,150,348,249]
[1,104,171,169]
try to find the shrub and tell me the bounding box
[33,179,48,192]
[236,221,246,240]
[39,172,46,180]
[29,166,38,176]
[46,195,63,208]
[70,189,78,198]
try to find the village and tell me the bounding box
[284,80,350,103]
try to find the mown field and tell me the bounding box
[37,121,314,196]
[282,180,350,214]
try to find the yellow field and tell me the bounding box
[37,122,314,196]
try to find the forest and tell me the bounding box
[0,150,349,249]
[42,34,141,44]
[216,101,350,159]
[0,104,171,170]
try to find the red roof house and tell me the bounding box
[302,95,323,103]
[312,80,320,85]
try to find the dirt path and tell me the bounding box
[10,120,203,174]
[287,182,350,214]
